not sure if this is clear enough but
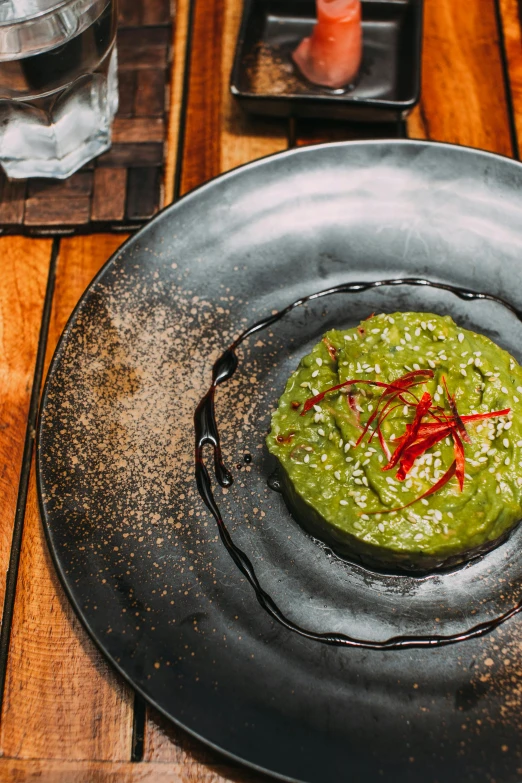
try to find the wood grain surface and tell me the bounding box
[498,0,522,156]
[0,236,134,762]
[0,0,521,779]
[407,0,513,155]
[0,238,51,621]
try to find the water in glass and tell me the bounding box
[0,0,118,179]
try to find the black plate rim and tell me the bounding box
[36,138,522,783]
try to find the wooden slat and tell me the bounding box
[0,179,26,224]
[0,236,135,761]
[0,758,264,782]
[91,169,128,222]
[498,0,522,156]
[180,0,287,195]
[407,0,513,155]
[0,238,51,620]
[163,0,190,203]
[220,0,287,174]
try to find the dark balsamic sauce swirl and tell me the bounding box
[194,278,522,650]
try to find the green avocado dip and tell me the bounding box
[266,312,522,572]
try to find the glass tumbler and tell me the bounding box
[0,0,118,179]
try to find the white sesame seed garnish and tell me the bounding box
[375,363,381,374]
[321,454,327,462]
[428,359,436,369]
[340,499,348,505]
[313,404,322,412]
[334,471,341,480]
[458,333,464,343]
[501,386,508,395]
[460,369,467,377]
[304,455,310,463]
[311,370,319,378]
[316,357,323,366]
[396,346,404,351]
[318,428,325,436]
[504,421,512,430]
[517,386,522,394]
[388,316,395,324]
[415,327,421,337]
[414,533,424,540]
[505,457,511,466]
[344,442,351,452]
[503,437,510,448]
[300,381,310,388]
[325,465,333,471]
[344,335,352,341]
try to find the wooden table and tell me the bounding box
[1,0,521,779]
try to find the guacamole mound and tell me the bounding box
[266,312,522,572]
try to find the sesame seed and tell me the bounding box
[378,523,385,533]
[318,428,325,436]
[340,499,348,505]
[300,381,310,388]
[316,357,323,366]
[505,457,511,466]
[458,333,464,343]
[339,438,344,448]
[344,442,351,452]
[460,369,467,377]
[403,405,409,416]
[311,370,319,378]
[313,404,322,412]
[405,332,411,342]
[325,465,333,471]
[353,469,363,476]
[362,514,370,521]
[414,533,424,540]
[503,438,510,448]
[504,421,512,430]
[362,477,369,487]
[428,359,436,369]
[388,316,395,324]
[518,386,522,394]
[415,328,421,337]
[501,386,508,395]
[396,346,404,351]
[375,363,381,374]
[421,499,429,506]
[334,471,341,480]
[304,455,310,463]
[344,335,352,341]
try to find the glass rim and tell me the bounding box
[0,0,98,28]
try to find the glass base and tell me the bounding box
[0,45,118,180]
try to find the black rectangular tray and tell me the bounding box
[230,0,424,122]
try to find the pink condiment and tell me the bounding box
[292,0,362,89]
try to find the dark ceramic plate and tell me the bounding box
[230,0,423,121]
[38,141,522,783]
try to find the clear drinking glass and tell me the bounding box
[0,0,118,179]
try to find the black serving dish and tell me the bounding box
[38,141,522,783]
[230,0,424,121]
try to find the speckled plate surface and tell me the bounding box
[38,141,522,782]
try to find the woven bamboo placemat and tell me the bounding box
[0,0,173,236]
